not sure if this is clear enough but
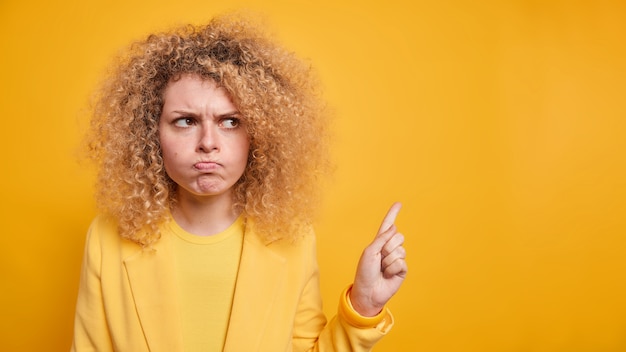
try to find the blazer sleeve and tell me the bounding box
[292,234,394,352]
[71,218,114,352]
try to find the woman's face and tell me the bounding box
[158,74,250,202]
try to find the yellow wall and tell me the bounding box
[1,1,625,350]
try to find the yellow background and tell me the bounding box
[1,0,625,350]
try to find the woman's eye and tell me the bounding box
[222,118,240,129]
[174,118,194,127]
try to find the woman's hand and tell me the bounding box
[349,202,407,317]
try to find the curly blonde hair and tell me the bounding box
[86,15,329,246]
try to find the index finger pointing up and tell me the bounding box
[377,202,402,236]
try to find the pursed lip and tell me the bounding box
[194,161,221,171]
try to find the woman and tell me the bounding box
[72,14,407,351]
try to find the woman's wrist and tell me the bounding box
[339,284,386,328]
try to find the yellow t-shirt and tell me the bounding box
[169,216,244,351]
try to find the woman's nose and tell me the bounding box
[197,125,218,152]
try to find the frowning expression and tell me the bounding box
[159,74,250,202]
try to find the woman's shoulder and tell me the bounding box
[245,220,319,265]
[84,215,144,255]
[87,214,118,232]
[246,218,316,244]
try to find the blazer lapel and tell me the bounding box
[223,228,287,351]
[123,234,184,352]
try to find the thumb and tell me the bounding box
[377,202,402,236]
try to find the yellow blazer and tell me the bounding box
[71,216,393,351]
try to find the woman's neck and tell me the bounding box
[171,190,240,236]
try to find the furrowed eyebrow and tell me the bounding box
[169,109,197,115]
[168,110,240,117]
[216,111,241,118]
